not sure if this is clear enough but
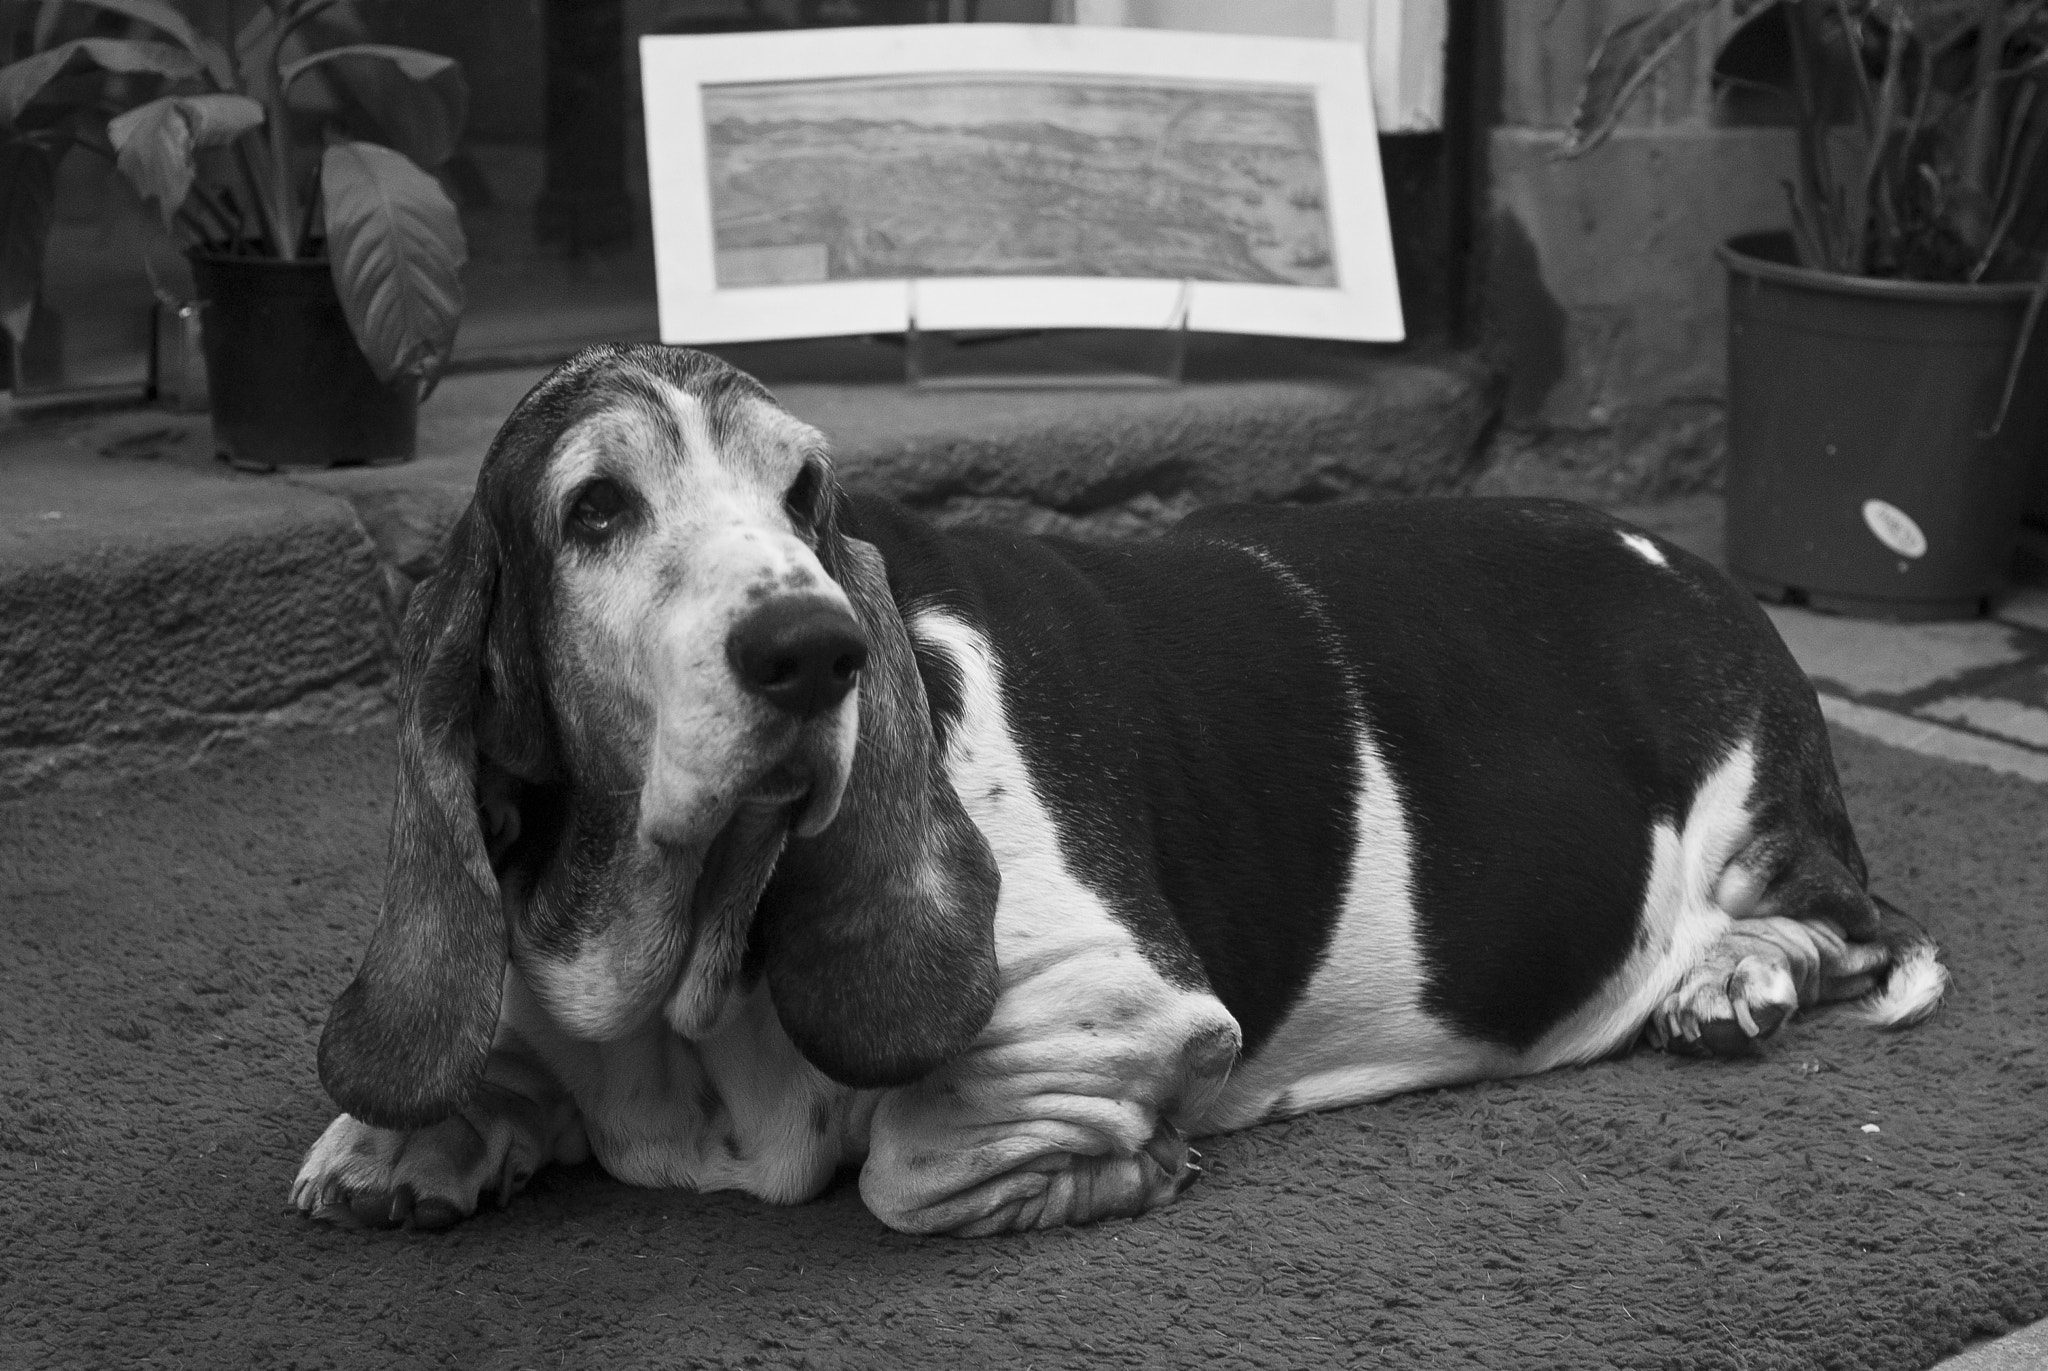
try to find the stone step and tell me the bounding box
[0,340,1501,795]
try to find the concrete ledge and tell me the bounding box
[793,356,1501,538]
[1,346,1500,795]
[1,436,393,796]
[298,347,1503,562]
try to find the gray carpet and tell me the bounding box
[2,723,2043,1370]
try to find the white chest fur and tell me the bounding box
[502,970,871,1204]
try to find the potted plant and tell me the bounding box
[1,0,179,395]
[1566,0,2048,619]
[0,0,466,468]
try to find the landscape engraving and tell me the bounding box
[703,73,1337,289]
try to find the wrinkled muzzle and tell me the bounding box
[636,590,864,854]
[515,569,867,1044]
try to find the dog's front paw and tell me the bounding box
[290,1113,490,1230]
[290,1091,586,1231]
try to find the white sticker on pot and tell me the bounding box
[1862,499,1928,559]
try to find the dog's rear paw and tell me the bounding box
[1650,941,1797,1057]
[1647,916,1890,1057]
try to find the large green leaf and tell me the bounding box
[0,137,58,343]
[280,43,458,94]
[52,0,235,86]
[233,3,340,105]
[1563,0,1779,155]
[283,45,467,168]
[0,37,200,126]
[108,94,265,230]
[233,5,283,107]
[321,139,466,396]
[55,0,207,60]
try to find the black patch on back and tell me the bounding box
[851,498,1360,1058]
[1176,498,1846,1050]
[850,492,1857,1055]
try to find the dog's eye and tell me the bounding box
[568,478,632,539]
[785,463,824,528]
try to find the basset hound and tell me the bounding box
[292,344,1947,1237]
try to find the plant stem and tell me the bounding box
[189,177,233,227]
[1853,4,1909,276]
[181,186,238,248]
[1786,0,1846,269]
[257,0,305,260]
[1834,0,1877,125]
[294,166,321,256]
[175,205,221,247]
[274,0,347,62]
[1972,84,2047,278]
[1985,250,2048,436]
[261,0,354,260]
[1956,0,2011,250]
[231,133,292,257]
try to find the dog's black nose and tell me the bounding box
[726,600,868,719]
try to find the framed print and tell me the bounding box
[640,24,1404,344]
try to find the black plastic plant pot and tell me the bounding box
[1719,232,2046,620]
[189,251,416,470]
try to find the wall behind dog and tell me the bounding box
[1474,0,1798,501]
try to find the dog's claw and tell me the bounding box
[343,1184,407,1229]
[1654,923,1820,1058]
[1141,1122,1187,1175]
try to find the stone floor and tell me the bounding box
[1613,496,2048,790]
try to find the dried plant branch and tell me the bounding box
[1985,251,2047,434]
[1972,82,2044,274]
[1957,0,2012,250]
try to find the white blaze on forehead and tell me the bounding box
[664,381,718,471]
[1618,531,1669,568]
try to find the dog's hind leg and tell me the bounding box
[1648,844,1946,1057]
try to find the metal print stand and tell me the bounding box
[903,279,1191,389]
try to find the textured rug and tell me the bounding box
[2,723,2043,1371]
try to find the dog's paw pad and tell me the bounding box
[1653,946,1800,1058]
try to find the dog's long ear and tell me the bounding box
[753,527,1001,1090]
[317,504,529,1129]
